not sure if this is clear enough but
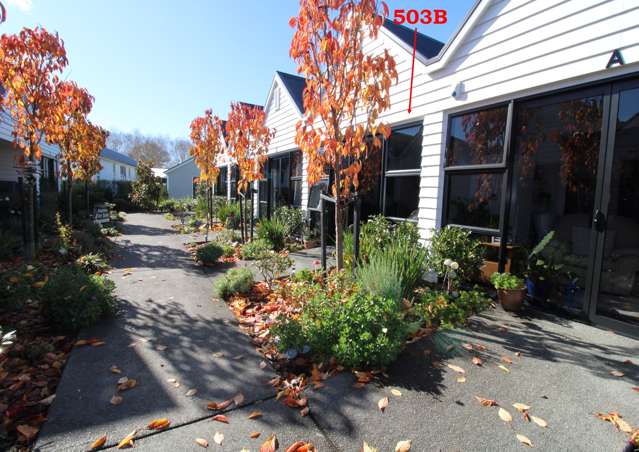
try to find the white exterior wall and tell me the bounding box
[357,0,639,242]
[96,157,137,182]
[263,77,309,210]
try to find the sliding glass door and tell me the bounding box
[590,80,639,329]
[443,74,639,333]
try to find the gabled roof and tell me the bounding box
[276,71,306,114]
[382,19,445,62]
[101,148,137,166]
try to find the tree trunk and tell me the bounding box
[67,173,73,226]
[239,195,245,243]
[334,199,345,270]
[23,158,37,261]
[85,180,90,218]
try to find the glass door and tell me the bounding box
[590,80,639,329]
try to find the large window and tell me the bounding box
[444,105,509,234]
[216,166,228,197]
[383,124,422,220]
[290,150,303,207]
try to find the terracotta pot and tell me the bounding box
[498,288,526,312]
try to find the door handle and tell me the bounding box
[593,209,606,232]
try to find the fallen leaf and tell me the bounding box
[117,377,129,385]
[610,370,625,377]
[457,376,466,383]
[475,396,498,407]
[195,438,209,448]
[117,430,137,449]
[39,394,56,405]
[515,352,522,357]
[523,411,531,422]
[378,397,389,412]
[362,441,379,452]
[147,418,170,430]
[260,361,268,369]
[395,439,412,451]
[497,365,510,373]
[285,441,314,452]
[90,435,107,450]
[16,425,38,442]
[501,356,513,364]
[155,345,167,351]
[632,387,639,392]
[250,431,261,439]
[472,357,483,366]
[233,392,245,406]
[186,388,197,397]
[623,359,633,365]
[447,364,465,374]
[516,434,533,447]
[167,378,177,383]
[117,378,137,391]
[391,388,402,397]
[300,406,310,417]
[260,433,278,452]
[498,407,513,422]
[212,414,229,424]
[595,412,632,433]
[462,343,473,351]
[207,399,232,411]
[248,410,263,419]
[531,415,548,428]
[512,403,531,412]
[212,351,224,358]
[110,395,123,405]
[213,431,224,445]
[110,365,122,374]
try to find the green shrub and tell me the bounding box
[41,266,116,332]
[255,251,292,286]
[222,243,235,258]
[333,292,407,369]
[76,253,109,274]
[270,316,306,352]
[0,265,40,311]
[158,198,177,212]
[377,236,428,299]
[196,242,224,264]
[56,212,74,252]
[490,272,524,290]
[415,289,491,329]
[217,229,242,244]
[100,226,120,237]
[356,253,403,302]
[213,267,254,299]
[240,239,271,260]
[273,206,304,238]
[217,200,241,229]
[256,219,286,251]
[291,268,317,284]
[0,230,21,260]
[426,226,484,283]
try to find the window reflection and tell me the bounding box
[447,106,507,166]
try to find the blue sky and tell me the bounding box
[2,0,475,140]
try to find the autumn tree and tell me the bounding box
[225,102,274,242]
[74,121,108,214]
[48,80,94,224]
[289,0,397,269]
[0,27,68,259]
[189,109,225,230]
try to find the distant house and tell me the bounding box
[165,156,234,200]
[95,148,137,183]
[152,168,167,180]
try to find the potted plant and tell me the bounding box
[525,231,564,303]
[490,272,526,312]
[303,220,320,249]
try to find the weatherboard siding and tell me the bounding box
[357,0,639,242]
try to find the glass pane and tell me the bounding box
[386,124,423,171]
[292,179,302,207]
[308,179,328,210]
[291,150,303,177]
[216,167,227,196]
[508,92,604,313]
[447,105,507,166]
[596,86,639,325]
[447,173,502,229]
[359,146,383,219]
[384,176,419,219]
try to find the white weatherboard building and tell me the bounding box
[166,0,639,332]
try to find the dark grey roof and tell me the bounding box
[101,148,137,166]
[382,19,445,60]
[276,71,306,114]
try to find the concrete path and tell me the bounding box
[34,213,330,451]
[34,213,639,451]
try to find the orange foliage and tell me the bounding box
[289,0,397,268]
[0,27,68,160]
[189,109,225,182]
[225,103,274,195]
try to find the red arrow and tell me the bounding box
[407,27,417,114]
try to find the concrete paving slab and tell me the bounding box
[34,214,277,451]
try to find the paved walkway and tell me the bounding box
[34,213,639,451]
